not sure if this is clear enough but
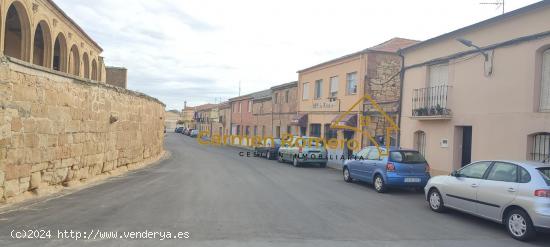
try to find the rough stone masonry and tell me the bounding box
[0,56,165,203]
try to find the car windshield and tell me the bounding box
[538,168,550,186]
[389,151,426,164]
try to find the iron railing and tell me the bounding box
[412,85,451,117]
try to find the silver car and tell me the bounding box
[277,136,328,168]
[425,160,550,241]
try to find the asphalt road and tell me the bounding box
[0,132,548,247]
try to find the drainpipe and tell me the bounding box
[397,49,406,148]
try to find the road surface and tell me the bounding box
[0,133,548,246]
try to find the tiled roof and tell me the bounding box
[366,38,420,53]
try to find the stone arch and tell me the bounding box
[3,1,32,61]
[91,58,98,80]
[53,32,67,72]
[68,44,80,76]
[32,20,52,68]
[82,52,90,78]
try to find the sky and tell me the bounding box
[55,0,541,111]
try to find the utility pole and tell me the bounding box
[480,0,505,14]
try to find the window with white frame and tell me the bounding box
[239,102,242,112]
[314,79,323,99]
[248,101,252,112]
[302,82,310,100]
[541,49,550,111]
[414,131,426,157]
[429,63,449,87]
[329,76,338,98]
[346,72,357,95]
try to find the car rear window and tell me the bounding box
[538,168,550,186]
[390,151,426,164]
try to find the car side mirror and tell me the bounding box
[451,171,460,177]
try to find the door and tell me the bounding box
[362,148,382,182]
[461,126,472,167]
[476,162,519,221]
[444,161,492,214]
[349,147,370,181]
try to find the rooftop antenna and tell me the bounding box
[480,0,505,14]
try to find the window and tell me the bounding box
[286,125,292,135]
[414,131,426,157]
[274,93,278,104]
[531,133,550,163]
[541,49,550,111]
[254,126,257,136]
[329,76,338,98]
[459,161,492,179]
[367,148,380,160]
[519,167,531,183]
[324,123,337,139]
[314,80,323,99]
[285,90,289,103]
[245,126,250,136]
[538,168,550,185]
[309,124,321,137]
[248,101,252,112]
[486,162,518,183]
[429,63,449,87]
[262,126,265,137]
[302,83,310,100]
[275,126,281,138]
[239,103,242,112]
[389,151,426,164]
[356,148,370,159]
[346,72,357,95]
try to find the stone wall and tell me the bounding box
[0,57,165,203]
[105,67,128,88]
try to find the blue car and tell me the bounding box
[343,146,430,193]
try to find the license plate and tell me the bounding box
[404,178,421,183]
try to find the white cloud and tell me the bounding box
[55,0,540,110]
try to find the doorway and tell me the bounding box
[460,126,472,167]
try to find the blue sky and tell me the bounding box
[55,0,540,110]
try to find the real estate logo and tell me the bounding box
[330,93,398,155]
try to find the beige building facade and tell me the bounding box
[1,0,108,82]
[272,81,298,138]
[399,1,550,175]
[297,38,417,166]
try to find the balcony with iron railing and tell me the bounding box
[411,85,452,120]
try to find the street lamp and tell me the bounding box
[456,38,493,76]
[456,38,488,61]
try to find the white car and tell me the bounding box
[425,160,550,241]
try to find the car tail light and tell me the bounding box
[298,147,303,153]
[426,163,431,173]
[386,162,396,172]
[534,189,550,198]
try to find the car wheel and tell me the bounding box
[373,175,387,193]
[343,167,353,183]
[506,209,536,241]
[277,153,283,163]
[293,157,300,167]
[428,189,445,213]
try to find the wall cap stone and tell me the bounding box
[2,56,166,107]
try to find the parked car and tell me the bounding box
[184,128,194,136]
[189,130,199,138]
[425,160,550,241]
[343,147,430,193]
[254,138,281,160]
[277,136,327,167]
[175,127,184,133]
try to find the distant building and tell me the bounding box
[105,66,128,88]
[271,81,298,138]
[165,111,181,130]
